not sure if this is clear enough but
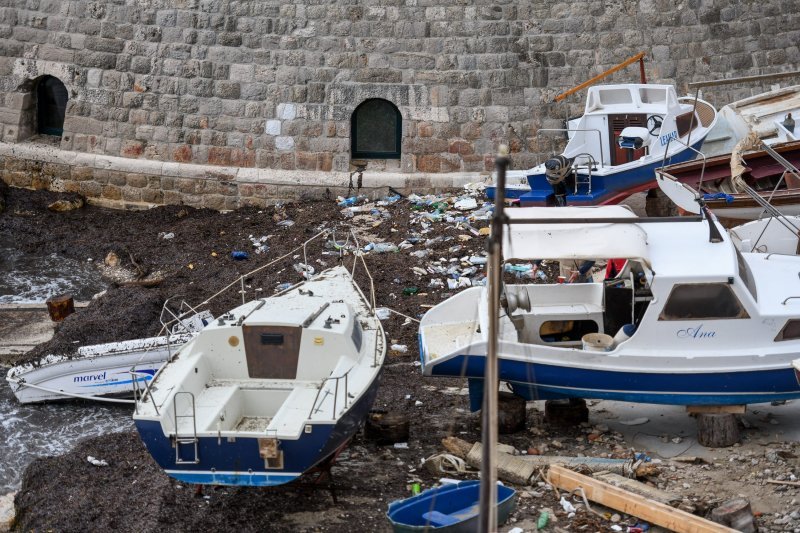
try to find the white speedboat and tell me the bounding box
[132,266,386,487]
[419,205,800,408]
[6,310,212,404]
[488,84,717,206]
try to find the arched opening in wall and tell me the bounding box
[36,76,68,137]
[351,99,401,160]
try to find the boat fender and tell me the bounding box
[613,323,637,345]
[544,155,574,185]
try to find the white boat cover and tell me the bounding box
[502,206,650,264]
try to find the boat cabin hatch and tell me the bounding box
[243,325,302,379]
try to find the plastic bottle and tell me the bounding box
[231,251,249,260]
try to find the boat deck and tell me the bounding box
[422,321,480,361]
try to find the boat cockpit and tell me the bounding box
[496,259,653,349]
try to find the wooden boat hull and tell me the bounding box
[661,140,800,220]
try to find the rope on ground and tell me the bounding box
[377,307,420,323]
[422,453,471,475]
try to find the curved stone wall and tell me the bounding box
[0,0,798,207]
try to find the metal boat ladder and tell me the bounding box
[173,391,200,464]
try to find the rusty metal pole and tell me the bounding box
[479,146,509,533]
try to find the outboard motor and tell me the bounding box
[544,155,574,206]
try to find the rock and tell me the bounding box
[0,492,15,532]
[47,197,85,212]
[104,251,121,267]
[711,498,756,533]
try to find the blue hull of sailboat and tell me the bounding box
[134,372,382,486]
[426,354,800,409]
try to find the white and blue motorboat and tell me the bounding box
[132,266,386,487]
[5,309,212,404]
[419,205,800,409]
[487,84,717,206]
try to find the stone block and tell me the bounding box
[214,80,241,99]
[126,173,148,188]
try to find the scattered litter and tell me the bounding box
[159,232,175,240]
[508,528,524,533]
[414,400,423,407]
[537,510,549,529]
[620,417,650,426]
[231,251,249,260]
[402,287,419,296]
[559,496,576,513]
[454,197,478,211]
[293,263,315,278]
[276,220,295,227]
[87,456,108,467]
[248,235,270,254]
[611,526,623,532]
[375,307,391,320]
[391,344,408,353]
[364,242,398,253]
[393,442,409,449]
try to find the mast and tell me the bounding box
[479,146,509,532]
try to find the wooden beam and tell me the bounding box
[548,465,738,533]
[554,52,646,102]
[766,479,800,488]
[686,405,746,415]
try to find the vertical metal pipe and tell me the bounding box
[479,146,509,533]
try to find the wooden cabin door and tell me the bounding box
[609,114,647,165]
[242,325,302,379]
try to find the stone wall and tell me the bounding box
[0,0,799,207]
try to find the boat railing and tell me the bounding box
[536,128,606,170]
[308,367,354,420]
[658,137,707,188]
[130,370,160,415]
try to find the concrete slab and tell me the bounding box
[0,491,15,532]
[589,399,800,460]
[0,306,56,364]
[0,303,88,364]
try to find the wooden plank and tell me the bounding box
[686,405,746,415]
[553,52,646,102]
[593,472,680,505]
[548,465,737,533]
[766,479,800,487]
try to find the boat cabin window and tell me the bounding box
[599,89,633,105]
[638,87,667,104]
[675,112,696,137]
[351,320,363,352]
[539,320,598,343]
[736,249,757,301]
[775,319,800,342]
[659,283,749,320]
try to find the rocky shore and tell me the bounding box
[3,186,800,532]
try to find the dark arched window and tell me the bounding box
[351,99,401,159]
[36,76,68,136]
